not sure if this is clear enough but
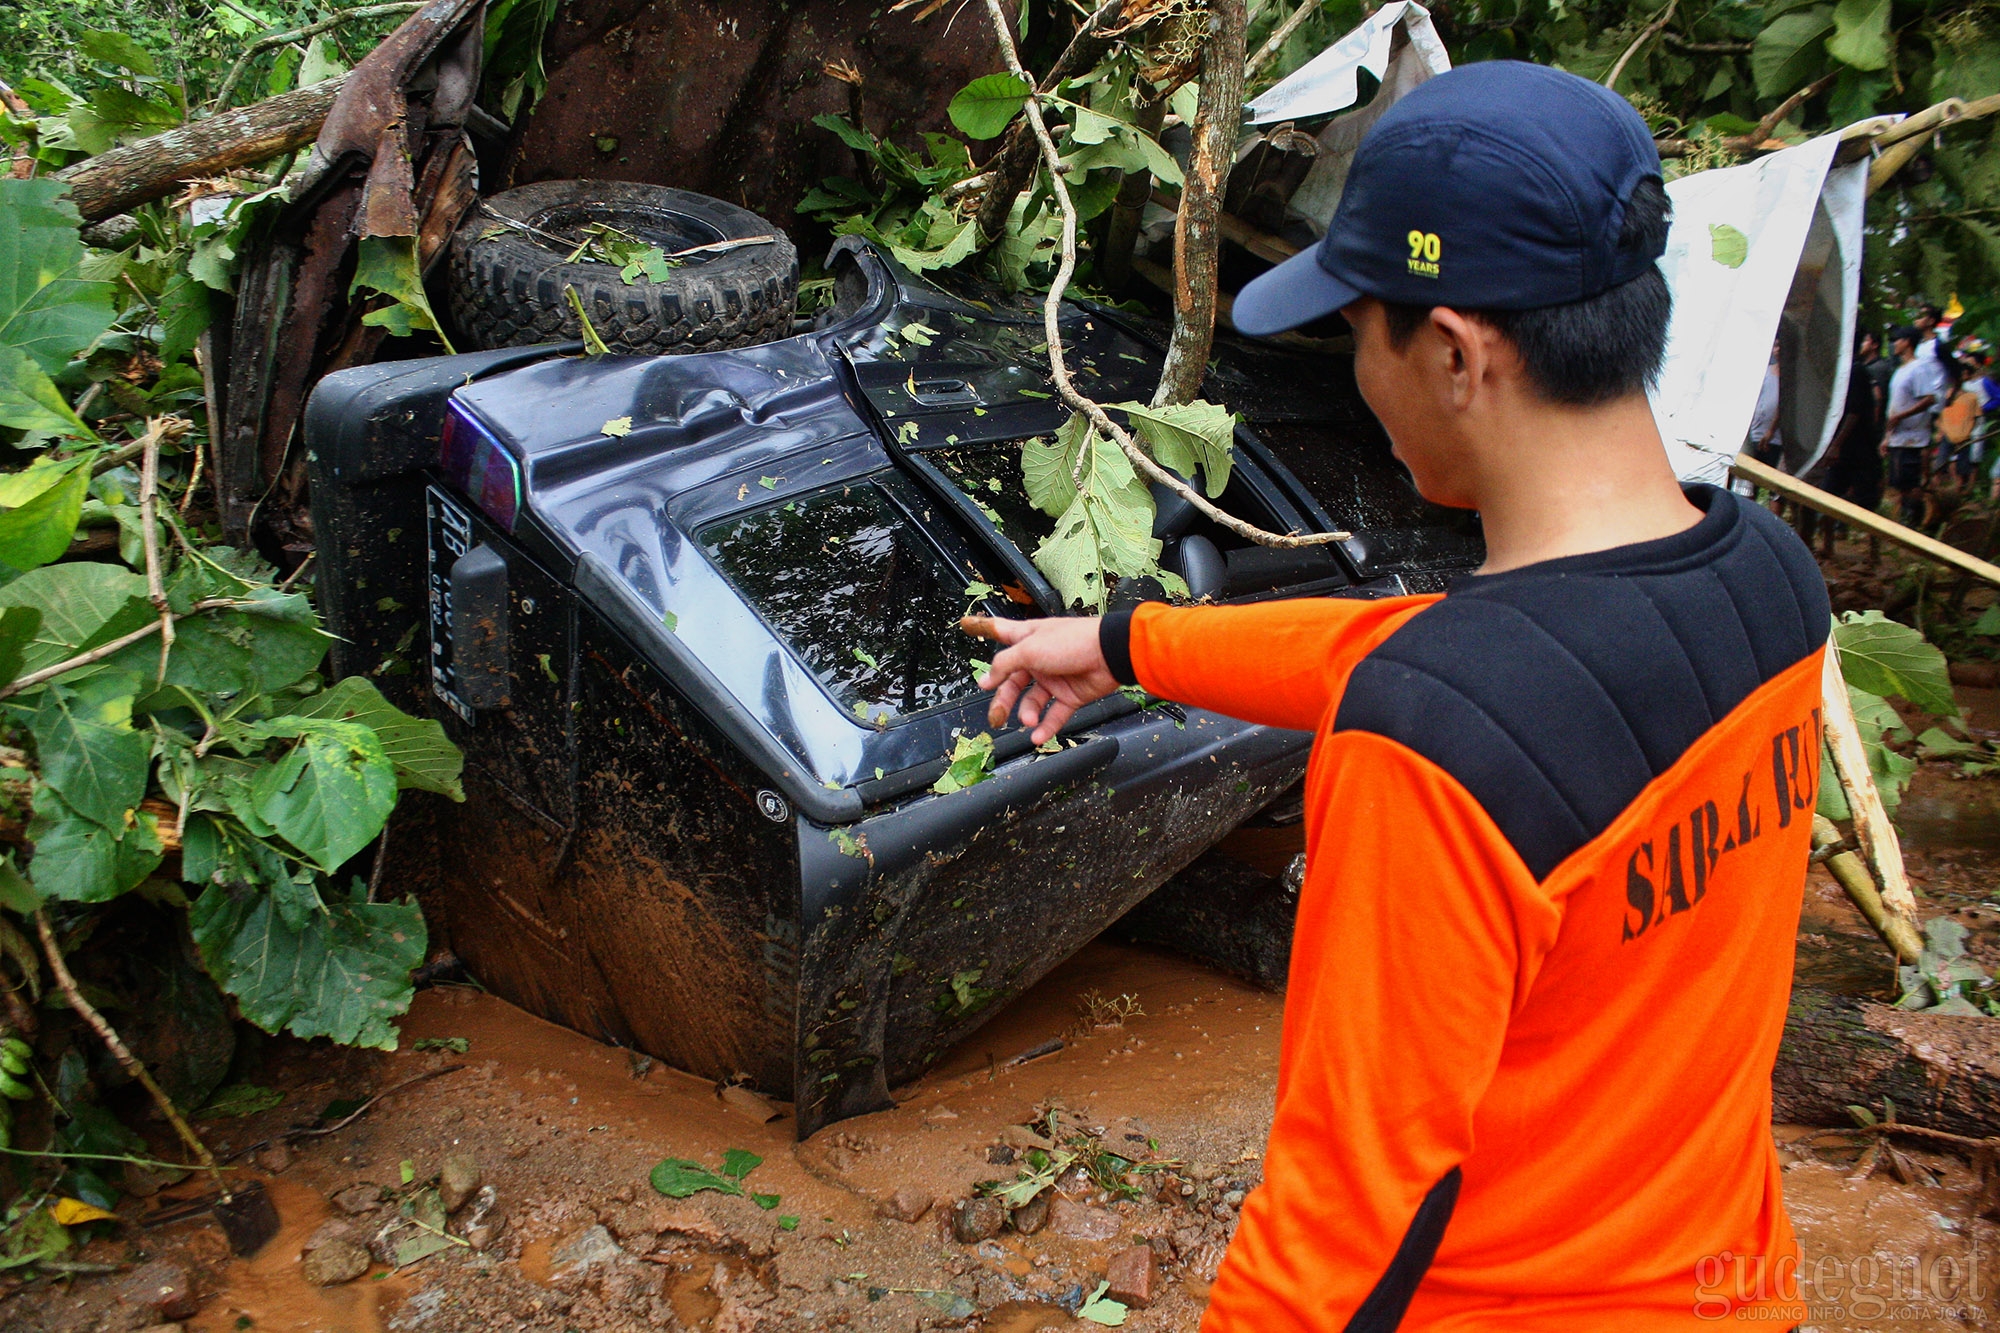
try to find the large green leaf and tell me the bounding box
[0,180,117,375]
[78,30,159,76]
[1826,0,1891,70]
[285,677,464,800]
[31,673,150,830]
[1751,7,1834,98]
[351,235,454,353]
[0,455,93,572]
[0,347,98,445]
[1023,414,1091,516]
[189,880,426,1050]
[109,576,327,698]
[1030,428,1160,611]
[26,786,162,903]
[948,73,1032,140]
[247,719,398,870]
[0,562,150,681]
[1834,611,1957,718]
[1112,400,1236,498]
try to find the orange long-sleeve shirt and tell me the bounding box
[1108,486,1829,1330]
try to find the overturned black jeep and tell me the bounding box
[305,235,1481,1136]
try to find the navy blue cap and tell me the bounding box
[1233,62,1665,335]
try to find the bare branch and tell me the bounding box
[1246,0,1329,83]
[37,911,219,1180]
[980,0,1349,550]
[208,2,424,112]
[1603,0,1679,91]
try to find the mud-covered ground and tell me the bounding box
[9,699,2000,1333]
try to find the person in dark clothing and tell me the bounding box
[1821,339,1886,551]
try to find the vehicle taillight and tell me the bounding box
[439,399,522,531]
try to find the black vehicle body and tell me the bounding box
[305,239,1481,1136]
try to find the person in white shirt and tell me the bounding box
[1883,325,1941,523]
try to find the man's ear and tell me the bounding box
[1428,308,1510,410]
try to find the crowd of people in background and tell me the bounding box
[1805,302,2000,551]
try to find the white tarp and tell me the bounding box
[1246,1,1450,126]
[1649,133,1869,486]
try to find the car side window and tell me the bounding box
[698,481,984,724]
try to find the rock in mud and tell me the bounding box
[951,1196,1007,1244]
[254,1141,292,1173]
[1009,1191,1051,1235]
[1049,1200,1121,1241]
[549,1224,625,1284]
[462,1184,507,1250]
[302,1219,356,1253]
[331,1182,383,1215]
[1105,1244,1156,1308]
[1000,1124,1053,1151]
[116,1261,199,1322]
[439,1153,482,1213]
[302,1238,372,1286]
[876,1187,933,1223]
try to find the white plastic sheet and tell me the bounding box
[1245,1,1450,126]
[1649,134,1869,485]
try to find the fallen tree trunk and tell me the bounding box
[1776,987,2000,1139]
[56,77,348,223]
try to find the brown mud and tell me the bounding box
[10,701,2000,1333]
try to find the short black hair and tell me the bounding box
[1890,325,1918,347]
[1919,302,1943,320]
[1380,176,1673,406]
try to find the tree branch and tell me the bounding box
[1603,0,1680,92]
[37,911,219,1180]
[1154,0,1247,407]
[980,0,1349,549]
[974,1,1127,246]
[0,598,253,702]
[208,2,423,112]
[1245,0,1329,83]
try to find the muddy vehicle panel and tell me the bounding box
[306,239,1480,1135]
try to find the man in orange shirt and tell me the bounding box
[971,61,1825,1330]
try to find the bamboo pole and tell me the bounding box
[1729,452,2000,588]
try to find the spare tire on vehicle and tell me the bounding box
[447,181,799,356]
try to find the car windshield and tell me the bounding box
[698,480,980,724]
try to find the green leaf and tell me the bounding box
[1973,608,2000,638]
[1078,1281,1128,1326]
[26,786,162,903]
[720,1147,763,1179]
[0,455,93,572]
[1028,427,1160,612]
[0,562,149,681]
[0,1207,71,1272]
[79,29,159,76]
[1113,400,1236,497]
[247,719,398,869]
[1708,223,1749,269]
[0,347,99,445]
[777,1215,800,1231]
[297,35,348,87]
[285,677,465,800]
[1023,417,1087,517]
[0,179,117,376]
[932,732,996,794]
[31,676,150,829]
[1835,611,1957,718]
[811,112,879,155]
[948,73,1033,140]
[751,1191,781,1209]
[157,274,213,364]
[889,215,980,274]
[1826,0,1891,71]
[188,882,426,1050]
[351,235,455,354]
[649,1157,745,1198]
[1751,7,1834,99]
[0,851,40,914]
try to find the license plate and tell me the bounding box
[426,486,477,725]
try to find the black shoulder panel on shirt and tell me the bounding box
[1333,488,1830,881]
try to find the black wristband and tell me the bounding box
[1100,608,1139,686]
